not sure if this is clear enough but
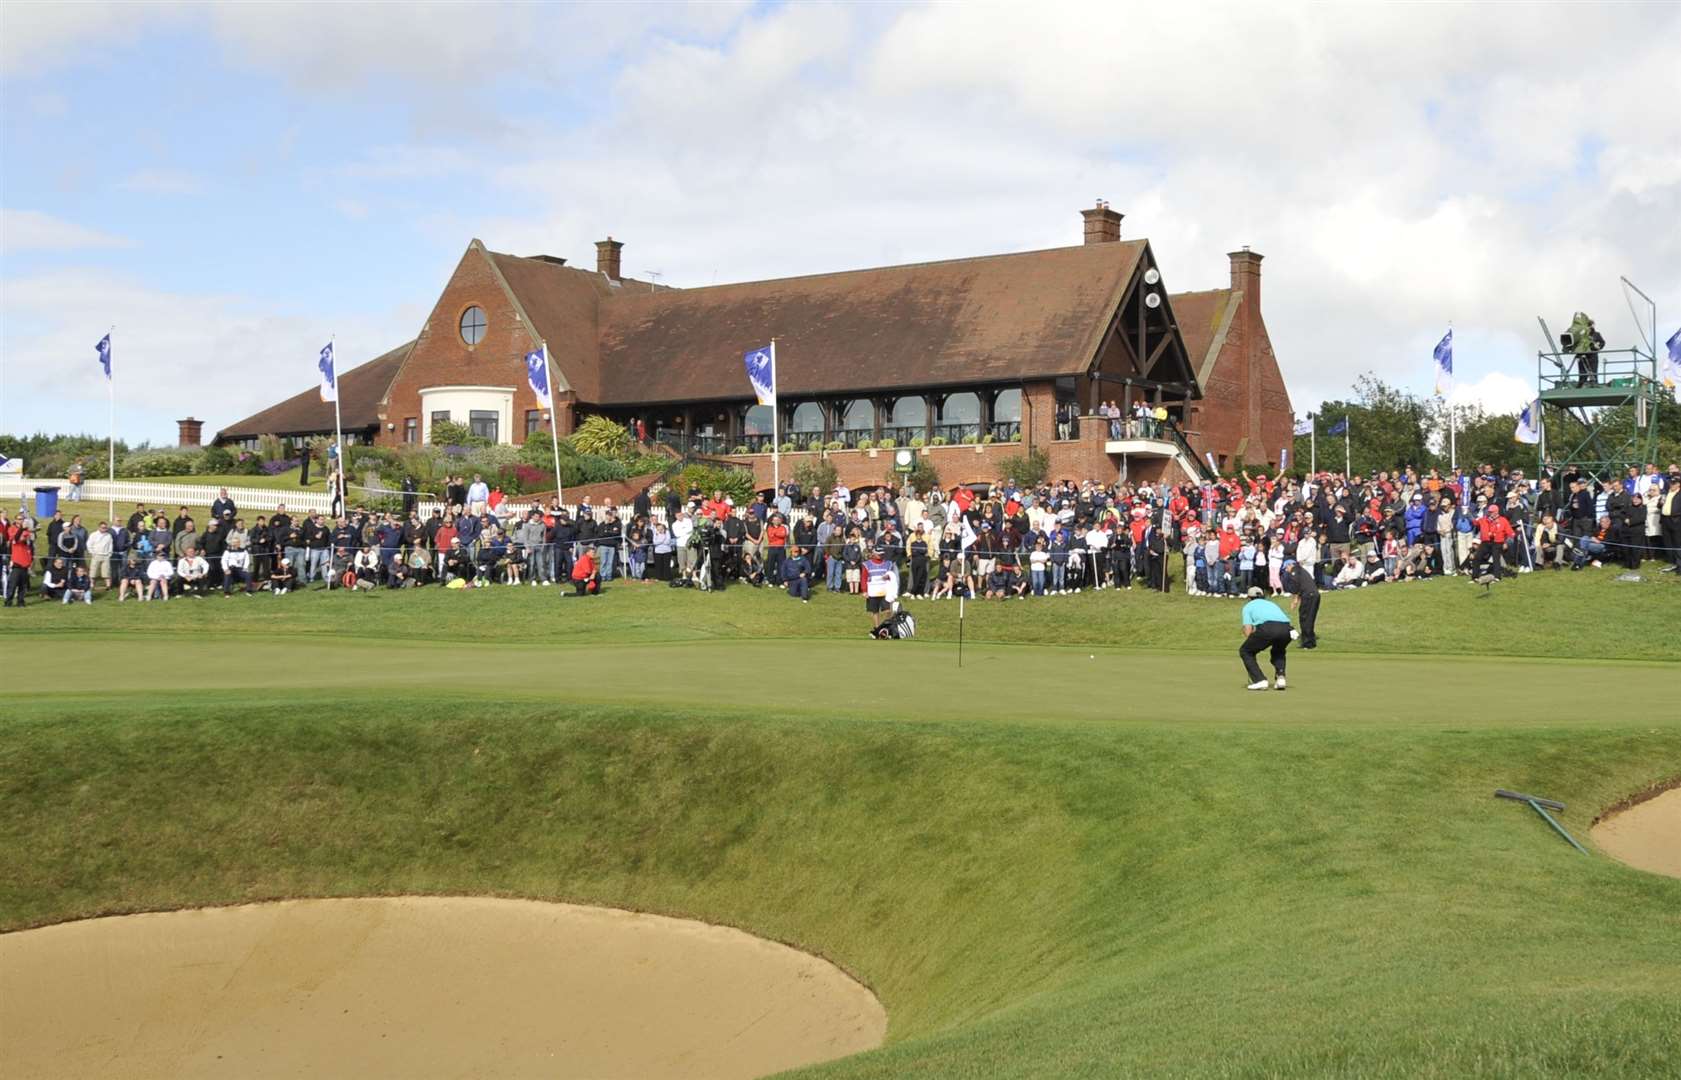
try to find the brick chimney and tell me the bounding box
[1229,247,1263,304]
[595,236,623,281]
[177,417,203,447]
[1081,200,1122,244]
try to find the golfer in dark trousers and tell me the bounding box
[1240,586,1295,691]
[1281,556,1320,648]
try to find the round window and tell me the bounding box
[459,306,487,346]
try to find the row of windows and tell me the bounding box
[400,409,548,444]
[741,389,1019,436]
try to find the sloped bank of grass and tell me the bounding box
[3,693,1678,1077]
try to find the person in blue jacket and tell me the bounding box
[1239,585,1296,691]
[782,544,814,603]
[1403,493,1428,545]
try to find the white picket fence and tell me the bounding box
[1,474,613,524]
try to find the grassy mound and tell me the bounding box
[3,575,1679,1076]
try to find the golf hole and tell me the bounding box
[1592,786,1681,879]
[0,896,886,1079]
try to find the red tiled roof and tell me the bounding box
[216,341,412,440]
[1169,288,1236,384]
[484,252,609,403]
[591,241,1147,405]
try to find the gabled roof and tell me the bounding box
[483,250,608,402]
[594,241,1148,404]
[1170,288,1239,385]
[217,341,412,440]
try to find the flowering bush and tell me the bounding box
[260,458,301,476]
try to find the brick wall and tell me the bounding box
[1185,251,1294,473]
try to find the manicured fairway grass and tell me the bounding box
[2,575,1678,1077]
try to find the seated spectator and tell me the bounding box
[41,558,69,602]
[443,539,475,585]
[1571,518,1611,569]
[1533,514,1564,569]
[118,552,147,602]
[353,546,380,590]
[270,557,297,595]
[146,552,175,601]
[176,548,210,597]
[506,543,528,586]
[782,544,813,602]
[62,564,93,605]
[223,538,253,595]
[1332,555,1363,589]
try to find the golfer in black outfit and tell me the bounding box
[1281,556,1320,648]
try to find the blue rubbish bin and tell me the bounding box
[34,486,59,519]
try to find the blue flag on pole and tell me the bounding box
[96,334,112,379]
[1432,329,1453,396]
[1328,417,1349,435]
[1663,327,1681,401]
[524,348,552,409]
[1514,399,1541,444]
[318,342,337,403]
[743,345,775,406]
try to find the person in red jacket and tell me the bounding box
[5,529,34,607]
[1473,504,1515,579]
[570,547,600,595]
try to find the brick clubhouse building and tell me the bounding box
[219,203,1295,489]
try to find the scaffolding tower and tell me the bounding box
[1535,287,1665,481]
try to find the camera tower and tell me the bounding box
[1533,278,1664,482]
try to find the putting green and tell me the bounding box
[15,633,1679,730]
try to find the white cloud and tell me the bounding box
[0,267,421,443]
[0,1,178,77]
[1449,372,1535,416]
[118,168,207,195]
[0,209,132,253]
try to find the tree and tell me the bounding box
[997,447,1050,486]
[1293,374,1432,476]
[793,456,839,494]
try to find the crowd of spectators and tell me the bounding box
[3,462,1678,608]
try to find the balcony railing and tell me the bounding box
[932,422,980,444]
[987,420,1021,442]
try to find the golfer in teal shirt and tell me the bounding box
[1239,586,1295,691]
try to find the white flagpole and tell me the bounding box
[332,337,345,519]
[1309,419,1316,477]
[1449,404,1457,473]
[106,325,116,522]
[1344,420,1351,476]
[770,338,780,496]
[957,588,965,668]
[542,342,564,507]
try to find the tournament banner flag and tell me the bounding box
[524,349,552,409]
[1328,416,1349,436]
[1280,447,1290,472]
[960,517,977,551]
[1292,417,1313,437]
[1205,450,1219,474]
[743,344,776,406]
[318,342,338,403]
[1514,399,1542,445]
[1432,329,1454,396]
[96,333,112,379]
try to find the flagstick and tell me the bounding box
[957,589,964,668]
[541,342,564,506]
[329,335,344,592]
[1344,420,1350,477]
[106,325,116,523]
[770,338,780,497]
[1310,416,1317,476]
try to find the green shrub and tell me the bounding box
[117,448,204,477]
[779,442,797,453]
[857,439,875,450]
[570,415,631,459]
[732,446,750,456]
[670,463,755,504]
[930,436,949,447]
[805,439,824,452]
[429,419,487,448]
[901,457,941,493]
[191,446,235,475]
[961,434,979,445]
[824,440,844,451]
[879,438,897,450]
[257,433,288,463]
[982,434,996,445]
[1010,432,1022,442]
[998,447,1050,486]
[792,457,838,494]
[910,437,926,448]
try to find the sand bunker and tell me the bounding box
[0,896,885,1080]
[1592,787,1681,879]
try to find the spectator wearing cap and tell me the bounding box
[1239,586,1294,691]
[1473,503,1514,579]
[862,544,899,628]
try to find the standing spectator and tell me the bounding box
[86,522,115,589]
[466,473,490,516]
[5,529,33,605]
[1473,504,1514,579]
[211,488,237,524]
[67,461,86,501]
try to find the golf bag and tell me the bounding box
[870,608,917,640]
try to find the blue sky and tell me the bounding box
[3,1,1677,448]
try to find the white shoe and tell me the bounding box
[1274,677,1287,690]
[1246,681,1270,691]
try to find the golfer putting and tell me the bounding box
[1239,585,1296,691]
